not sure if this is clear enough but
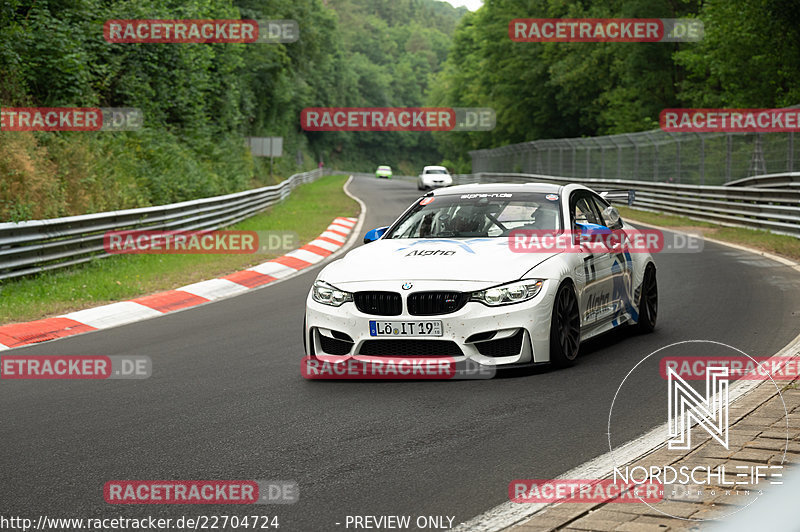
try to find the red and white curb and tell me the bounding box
[0,217,358,350]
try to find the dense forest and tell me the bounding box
[0,0,465,220]
[1,0,799,220]
[430,0,800,171]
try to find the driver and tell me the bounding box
[448,206,486,234]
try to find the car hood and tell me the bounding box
[319,238,561,285]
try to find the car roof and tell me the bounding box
[377,165,391,168]
[423,165,447,170]
[431,182,564,195]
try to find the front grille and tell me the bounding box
[319,334,353,355]
[359,339,463,357]
[407,292,468,316]
[475,330,524,357]
[354,291,402,316]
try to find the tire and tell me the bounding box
[636,264,658,333]
[549,282,581,367]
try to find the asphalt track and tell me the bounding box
[3,176,800,530]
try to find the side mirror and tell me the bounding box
[602,205,623,230]
[363,226,389,244]
[575,222,610,236]
[576,222,627,250]
[575,222,609,246]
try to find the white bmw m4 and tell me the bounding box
[304,183,657,370]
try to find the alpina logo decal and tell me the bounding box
[405,249,455,256]
[395,238,489,254]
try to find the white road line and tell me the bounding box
[341,175,368,251]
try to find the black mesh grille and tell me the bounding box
[359,340,463,357]
[407,292,468,316]
[354,292,402,316]
[319,334,354,355]
[475,330,524,357]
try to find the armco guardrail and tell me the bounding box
[725,172,800,189]
[0,168,323,281]
[449,172,800,237]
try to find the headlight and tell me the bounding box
[470,279,544,306]
[312,280,353,307]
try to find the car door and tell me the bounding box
[569,190,616,328]
[588,193,635,326]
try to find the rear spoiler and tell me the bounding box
[599,189,635,206]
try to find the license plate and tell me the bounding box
[369,320,443,337]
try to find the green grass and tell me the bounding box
[618,206,800,262]
[0,175,359,324]
[617,206,715,229]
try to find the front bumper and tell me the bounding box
[304,279,557,367]
[421,179,452,188]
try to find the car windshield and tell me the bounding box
[425,169,448,174]
[384,192,561,238]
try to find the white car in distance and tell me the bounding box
[418,165,453,190]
